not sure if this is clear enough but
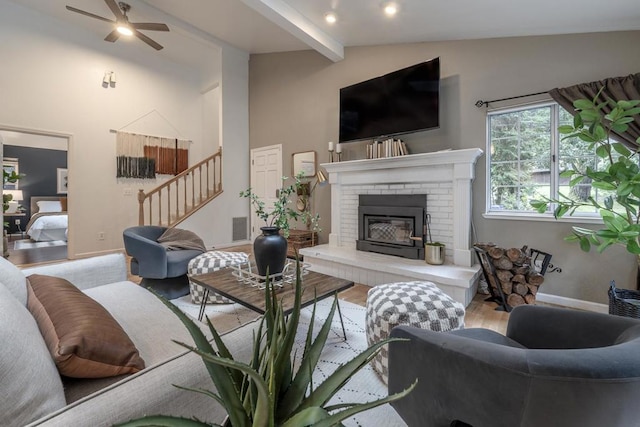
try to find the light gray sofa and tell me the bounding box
[0,253,256,427]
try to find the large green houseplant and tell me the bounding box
[118,264,415,427]
[531,93,640,255]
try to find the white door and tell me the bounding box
[250,144,282,239]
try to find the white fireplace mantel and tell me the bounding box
[322,148,483,267]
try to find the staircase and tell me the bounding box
[137,148,223,227]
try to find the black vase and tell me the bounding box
[253,226,288,277]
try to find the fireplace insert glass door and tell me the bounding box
[357,194,427,260]
[364,216,414,246]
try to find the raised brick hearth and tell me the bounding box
[300,149,483,307]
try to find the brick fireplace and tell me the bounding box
[299,148,484,307]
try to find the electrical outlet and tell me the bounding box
[123,188,133,196]
[97,231,105,240]
[15,219,20,225]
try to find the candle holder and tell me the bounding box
[328,149,334,163]
[337,152,342,162]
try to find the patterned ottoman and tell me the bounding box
[366,281,465,384]
[188,251,249,304]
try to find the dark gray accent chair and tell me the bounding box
[123,226,203,299]
[388,304,640,427]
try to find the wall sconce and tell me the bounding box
[102,71,117,88]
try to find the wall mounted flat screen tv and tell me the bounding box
[339,57,440,143]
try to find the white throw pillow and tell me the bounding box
[0,283,66,426]
[0,256,27,305]
[37,200,63,213]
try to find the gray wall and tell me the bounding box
[248,31,640,304]
[3,145,67,233]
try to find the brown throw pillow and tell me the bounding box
[26,274,145,378]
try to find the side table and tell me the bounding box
[3,212,26,241]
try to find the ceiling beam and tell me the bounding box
[240,0,344,62]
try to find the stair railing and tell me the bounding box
[137,148,222,227]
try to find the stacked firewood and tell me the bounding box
[475,243,545,307]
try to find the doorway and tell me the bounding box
[1,126,71,266]
[249,144,282,239]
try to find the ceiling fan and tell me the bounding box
[66,0,169,50]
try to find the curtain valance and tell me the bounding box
[549,73,640,147]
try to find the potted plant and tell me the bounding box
[118,263,415,426]
[531,93,640,289]
[240,172,320,277]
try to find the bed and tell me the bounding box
[25,196,68,242]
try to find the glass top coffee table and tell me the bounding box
[189,267,354,339]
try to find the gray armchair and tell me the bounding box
[388,305,640,427]
[123,226,204,298]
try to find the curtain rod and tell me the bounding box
[109,129,192,143]
[475,91,549,108]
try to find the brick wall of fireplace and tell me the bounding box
[324,149,483,268]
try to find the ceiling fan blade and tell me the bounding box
[132,22,169,32]
[66,5,114,23]
[104,29,120,43]
[104,0,125,20]
[134,30,163,50]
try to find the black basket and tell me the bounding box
[608,280,640,318]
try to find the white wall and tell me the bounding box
[181,46,251,247]
[249,31,640,304]
[0,1,249,256]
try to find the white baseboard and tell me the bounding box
[73,249,124,260]
[536,292,608,314]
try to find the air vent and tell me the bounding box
[232,217,248,241]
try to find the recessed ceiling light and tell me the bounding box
[325,12,337,24]
[384,3,398,16]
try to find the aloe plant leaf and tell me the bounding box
[152,293,250,427]
[172,383,225,407]
[114,415,213,426]
[279,298,337,418]
[298,338,407,412]
[272,263,304,405]
[279,407,330,427]
[187,348,273,427]
[309,380,417,427]
[205,315,243,387]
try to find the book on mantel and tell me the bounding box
[366,138,409,159]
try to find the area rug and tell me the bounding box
[14,239,67,250]
[169,296,407,426]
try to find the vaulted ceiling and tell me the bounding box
[11,0,640,64]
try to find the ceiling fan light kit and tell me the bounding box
[65,0,169,50]
[116,25,133,36]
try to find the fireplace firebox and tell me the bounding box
[357,194,427,260]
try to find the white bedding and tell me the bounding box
[27,214,68,242]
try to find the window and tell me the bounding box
[487,102,614,218]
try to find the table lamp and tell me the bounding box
[4,190,23,213]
